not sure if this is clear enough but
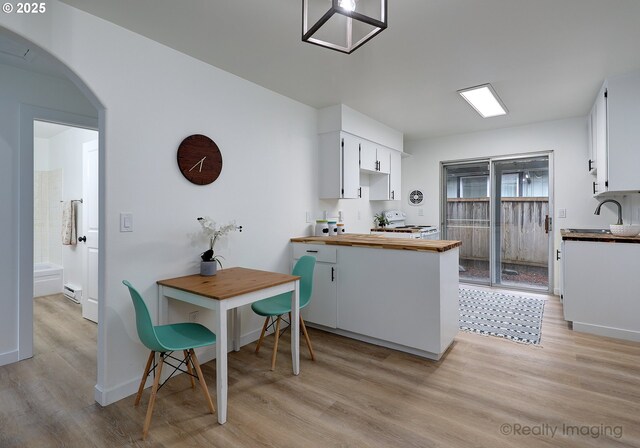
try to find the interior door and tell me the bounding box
[82,140,99,322]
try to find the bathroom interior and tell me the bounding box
[33,120,99,322]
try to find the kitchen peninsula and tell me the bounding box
[291,235,461,360]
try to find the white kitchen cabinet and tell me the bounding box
[293,243,337,328]
[359,140,390,174]
[336,246,459,356]
[562,239,640,342]
[369,148,402,201]
[594,82,608,195]
[590,71,640,196]
[359,140,377,172]
[587,103,597,176]
[319,131,360,199]
[389,149,401,201]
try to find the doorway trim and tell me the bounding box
[440,150,555,293]
[18,107,100,358]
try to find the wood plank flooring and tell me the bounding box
[1,291,640,447]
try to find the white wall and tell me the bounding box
[402,117,621,293]
[1,1,320,402]
[0,61,97,364]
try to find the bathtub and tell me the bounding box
[33,262,63,297]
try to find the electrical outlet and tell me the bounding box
[305,211,311,223]
[357,211,361,220]
[418,208,424,217]
[189,311,199,322]
[558,208,567,218]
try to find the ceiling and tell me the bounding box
[34,121,74,139]
[0,28,69,79]
[35,0,640,140]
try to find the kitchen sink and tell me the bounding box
[564,228,611,234]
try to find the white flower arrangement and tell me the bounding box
[197,216,242,266]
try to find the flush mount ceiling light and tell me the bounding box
[458,84,508,118]
[302,0,387,54]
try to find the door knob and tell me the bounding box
[78,236,87,243]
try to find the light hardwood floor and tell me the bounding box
[1,291,639,447]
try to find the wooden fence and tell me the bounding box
[446,197,549,266]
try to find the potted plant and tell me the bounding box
[373,212,389,229]
[197,217,242,276]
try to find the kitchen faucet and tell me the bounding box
[594,199,623,225]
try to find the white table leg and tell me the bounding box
[291,280,300,375]
[232,308,240,352]
[216,303,228,424]
[157,285,168,325]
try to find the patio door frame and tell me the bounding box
[441,151,554,293]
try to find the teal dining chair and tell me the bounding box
[123,280,217,440]
[251,256,316,370]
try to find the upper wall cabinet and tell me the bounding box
[319,132,360,199]
[318,104,405,200]
[589,71,640,196]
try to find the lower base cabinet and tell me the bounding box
[563,240,640,342]
[292,242,459,359]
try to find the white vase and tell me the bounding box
[200,261,218,276]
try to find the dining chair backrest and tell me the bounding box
[123,280,166,352]
[293,255,316,308]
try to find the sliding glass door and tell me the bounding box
[442,154,553,292]
[443,161,491,285]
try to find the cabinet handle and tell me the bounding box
[358,187,362,198]
[556,249,561,261]
[331,267,335,282]
[306,250,319,253]
[391,190,395,200]
[588,159,593,171]
[592,181,597,195]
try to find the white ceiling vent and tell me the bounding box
[408,189,424,206]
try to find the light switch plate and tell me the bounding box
[418,208,424,216]
[120,213,133,232]
[558,208,567,218]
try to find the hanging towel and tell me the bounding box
[62,201,77,246]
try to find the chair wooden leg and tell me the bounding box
[271,316,281,371]
[189,349,215,415]
[135,351,155,406]
[184,350,195,389]
[255,317,270,354]
[300,317,316,361]
[142,352,164,440]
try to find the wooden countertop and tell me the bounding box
[290,234,461,252]
[561,229,640,244]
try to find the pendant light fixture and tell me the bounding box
[302,0,388,54]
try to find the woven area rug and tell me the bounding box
[459,287,546,345]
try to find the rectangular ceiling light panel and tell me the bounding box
[458,84,508,118]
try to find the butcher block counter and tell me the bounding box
[290,234,461,252]
[561,229,640,243]
[291,234,460,360]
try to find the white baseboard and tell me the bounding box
[95,327,264,406]
[573,322,640,343]
[0,350,19,367]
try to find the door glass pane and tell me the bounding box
[443,162,491,284]
[493,156,549,290]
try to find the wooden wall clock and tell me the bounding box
[176,134,223,185]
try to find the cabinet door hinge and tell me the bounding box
[604,90,608,98]
[341,139,344,148]
[341,188,344,195]
[605,180,608,188]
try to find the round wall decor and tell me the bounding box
[176,134,223,185]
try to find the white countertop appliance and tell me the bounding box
[371,210,440,240]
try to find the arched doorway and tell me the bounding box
[0,26,106,402]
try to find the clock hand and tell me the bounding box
[189,156,207,172]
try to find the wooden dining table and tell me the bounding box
[157,267,300,424]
